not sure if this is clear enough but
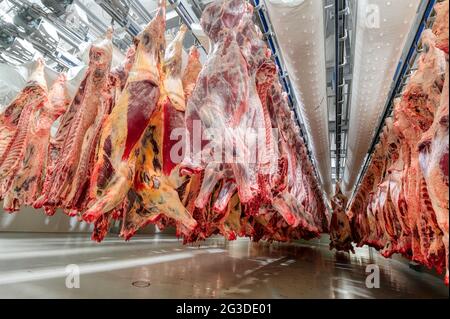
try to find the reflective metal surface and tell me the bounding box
[0,233,447,298]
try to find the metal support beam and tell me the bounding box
[334,0,348,182]
[168,0,207,55]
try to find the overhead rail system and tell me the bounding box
[168,0,207,55]
[334,0,349,181]
[347,0,439,207]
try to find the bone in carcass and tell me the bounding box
[93,30,204,242]
[182,46,202,101]
[0,59,48,195]
[3,73,70,211]
[418,1,449,285]
[83,1,167,224]
[237,3,277,206]
[264,81,324,234]
[34,31,114,213]
[0,60,47,162]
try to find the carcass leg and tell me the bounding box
[272,194,299,226]
[194,163,224,209]
[213,180,237,213]
[82,161,134,223]
[138,178,197,236]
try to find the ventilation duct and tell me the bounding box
[264,0,332,195]
[342,0,421,196]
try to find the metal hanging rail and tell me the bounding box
[347,0,438,207]
[251,0,322,186]
[334,0,349,181]
[168,0,208,55]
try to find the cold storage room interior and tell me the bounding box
[0,0,448,299]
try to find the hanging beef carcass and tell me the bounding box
[418,0,449,285]
[170,47,208,242]
[0,59,48,195]
[368,119,406,258]
[68,44,138,234]
[239,3,277,207]
[385,117,412,257]
[0,60,46,162]
[188,2,277,239]
[247,77,326,242]
[419,64,449,285]
[193,4,259,211]
[120,25,198,239]
[329,182,354,253]
[34,30,114,214]
[432,0,449,55]
[265,81,322,235]
[92,43,204,243]
[82,0,167,224]
[181,0,257,206]
[348,122,401,250]
[3,73,70,211]
[396,30,446,272]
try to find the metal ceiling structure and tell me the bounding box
[0,0,205,70]
[324,0,354,186]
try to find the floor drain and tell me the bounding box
[132,280,151,288]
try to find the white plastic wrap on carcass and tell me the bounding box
[342,0,421,196]
[264,0,332,195]
[0,60,87,111]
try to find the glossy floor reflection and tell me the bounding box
[0,233,447,298]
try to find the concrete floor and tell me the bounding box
[0,233,447,298]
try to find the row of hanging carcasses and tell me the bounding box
[347,0,449,286]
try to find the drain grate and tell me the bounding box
[132,280,151,288]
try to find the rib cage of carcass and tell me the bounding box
[0,1,328,246]
[346,0,449,286]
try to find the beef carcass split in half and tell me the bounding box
[181,0,253,202]
[419,64,449,285]
[120,24,199,239]
[3,73,70,211]
[0,59,48,196]
[34,29,114,213]
[82,0,167,225]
